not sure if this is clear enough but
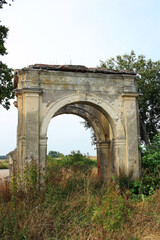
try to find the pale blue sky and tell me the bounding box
[1,0,160,155]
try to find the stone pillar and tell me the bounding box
[97,141,111,182]
[24,90,41,162]
[17,88,42,174]
[97,153,101,176]
[122,93,140,179]
[112,138,126,177]
[39,137,48,178]
[15,92,23,175]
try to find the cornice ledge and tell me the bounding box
[121,92,139,98]
[15,88,43,94]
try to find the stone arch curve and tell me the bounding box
[52,103,114,178]
[40,93,125,140]
[54,104,107,142]
[40,93,125,181]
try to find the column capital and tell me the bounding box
[15,88,43,95]
[13,101,18,108]
[121,92,139,99]
[40,137,48,146]
[113,138,126,146]
[96,140,111,149]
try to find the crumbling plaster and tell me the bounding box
[9,65,141,181]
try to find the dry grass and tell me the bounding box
[0,163,159,240]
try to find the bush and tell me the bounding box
[48,150,63,158]
[116,133,160,197]
[0,160,9,169]
[140,133,160,195]
[142,134,160,175]
[47,150,97,173]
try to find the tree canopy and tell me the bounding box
[100,51,160,145]
[48,151,62,158]
[0,0,14,109]
[0,0,14,8]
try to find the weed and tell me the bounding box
[0,152,159,239]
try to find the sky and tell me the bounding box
[1,0,160,155]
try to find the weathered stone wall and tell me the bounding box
[12,65,141,181]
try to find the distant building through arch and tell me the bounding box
[9,64,141,181]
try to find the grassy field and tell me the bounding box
[0,151,159,240]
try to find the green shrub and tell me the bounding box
[116,133,160,197]
[0,160,9,169]
[47,150,97,173]
[140,133,160,195]
[142,134,160,174]
[48,150,63,158]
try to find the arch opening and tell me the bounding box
[47,114,96,156]
[47,114,98,179]
[44,100,115,181]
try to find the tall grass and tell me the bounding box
[0,152,159,240]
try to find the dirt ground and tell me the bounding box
[0,169,9,179]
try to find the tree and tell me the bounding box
[100,51,160,146]
[0,0,14,109]
[81,121,96,146]
[48,151,61,158]
[0,0,14,8]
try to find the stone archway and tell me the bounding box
[12,64,141,181]
[53,104,112,181]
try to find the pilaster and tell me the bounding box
[18,88,43,169]
[96,141,111,182]
[39,137,48,177]
[122,92,140,179]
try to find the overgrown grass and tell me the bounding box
[0,151,159,240]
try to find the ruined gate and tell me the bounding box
[11,64,141,181]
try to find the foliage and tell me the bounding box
[142,133,160,174]
[116,134,160,197]
[92,183,129,232]
[48,150,62,158]
[0,0,14,8]
[0,153,160,239]
[81,121,97,145]
[0,155,7,159]
[100,51,160,145]
[0,160,9,169]
[0,61,14,109]
[140,133,160,195]
[47,150,97,173]
[23,160,39,193]
[0,0,14,109]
